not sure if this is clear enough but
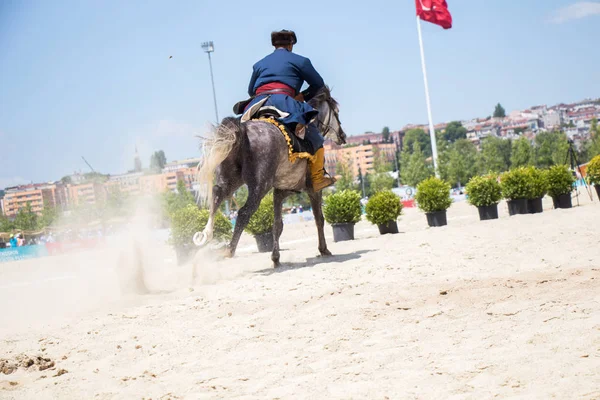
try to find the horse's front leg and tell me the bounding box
[308,190,332,257]
[271,189,292,267]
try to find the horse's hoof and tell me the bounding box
[193,231,208,247]
[219,246,233,259]
[319,249,333,257]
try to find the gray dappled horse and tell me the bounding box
[194,86,346,266]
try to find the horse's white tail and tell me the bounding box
[196,118,241,208]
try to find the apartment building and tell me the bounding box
[324,142,397,179]
[67,182,106,205]
[2,183,68,217]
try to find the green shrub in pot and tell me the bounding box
[587,155,600,186]
[415,177,452,213]
[245,193,274,236]
[365,190,403,234]
[244,194,275,253]
[171,205,231,246]
[170,205,232,263]
[323,190,362,225]
[465,174,503,220]
[525,166,548,199]
[500,167,534,215]
[465,174,502,207]
[323,190,362,241]
[546,164,575,198]
[415,177,452,227]
[365,190,403,225]
[500,167,532,200]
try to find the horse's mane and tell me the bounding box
[309,85,338,108]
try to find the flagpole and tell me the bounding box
[416,15,440,177]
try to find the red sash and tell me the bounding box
[255,82,295,97]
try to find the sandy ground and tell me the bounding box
[1,193,599,399]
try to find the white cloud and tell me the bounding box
[549,1,600,23]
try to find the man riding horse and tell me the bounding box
[194,30,345,260]
[241,29,336,192]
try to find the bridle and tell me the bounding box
[315,97,345,144]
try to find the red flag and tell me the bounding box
[416,0,453,29]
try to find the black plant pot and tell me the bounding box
[528,197,544,214]
[426,211,447,227]
[377,220,399,235]
[595,185,600,201]
[507,199,528,216]
[552,193,572,209]
[477,204,499,221]
[332,223,355,242]
[175,244,195,266]
[254,231,274,253]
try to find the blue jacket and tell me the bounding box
[246,49,325,128]
[248,48,325,100]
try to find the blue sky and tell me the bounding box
[1,0,599,188]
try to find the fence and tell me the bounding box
[0,238,104,264]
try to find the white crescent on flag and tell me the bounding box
[419,0,432,11]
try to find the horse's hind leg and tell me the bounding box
[194,185,227,246]
[308,189,332,257]
[194,163,242,246]
[271,189,293,267]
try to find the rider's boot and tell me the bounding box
[309,147,336,192]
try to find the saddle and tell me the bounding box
[252,109,316,164]
[233,98,316,163]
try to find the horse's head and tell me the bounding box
[308,86,346,145]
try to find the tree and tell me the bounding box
[83,172,108,183]
[14,203,38,231]
[511,137,534,168]
[367,150,395,195]
[577,138,593,164]
[534,131,569,169]
[335,156,357,192]
[493,103,506,118]
[480,137,512,173]
[357,167,366,197]
[0,214,14,232]
[61,176,72,185]
[150,150,167,173]
[163,179,196,220]
[40,202,59,228]
[589,117,600,158]
[445,139,479,187]
[403,128,432,157]
[400,141,433,187]
[436,139,452,182]
[443,121,467,143]
[382,126,391,143]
